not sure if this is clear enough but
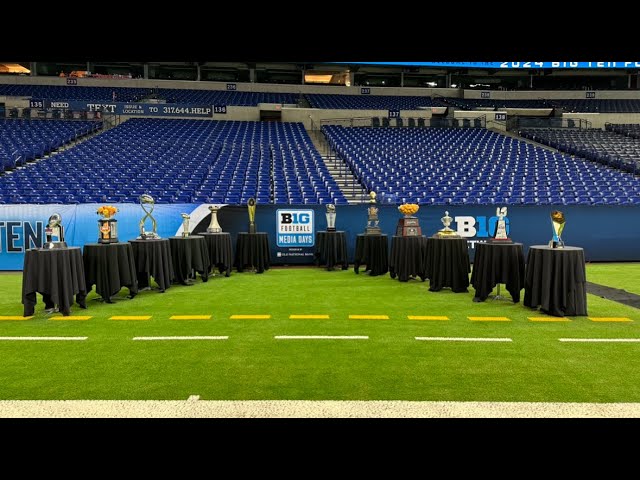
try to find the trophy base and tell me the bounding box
[549,240,564,249]
[365,227,382,235]
[399,227,421,236]
[326,227,336,232]
[98,219,118,245]
[138,233,161,240]
[248,225,257,234]
[98,237,119,244]
[489,237,513,243]
[396,217,422,237]
[206,228,222,233]
[42,241,68,249]
[434,229,461,238]
[182,233,190,238]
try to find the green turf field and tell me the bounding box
[0,264,639,402]
[586,262,640,295]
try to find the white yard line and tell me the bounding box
[559,338,640,343]
[415,337,512,342]
[274,335,369,340]
[0,336,87,341]
[132,336,228,341]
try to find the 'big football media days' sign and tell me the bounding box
[276,209,314,247]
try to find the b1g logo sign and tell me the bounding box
[276,210,314,247]
[454,215,510,246]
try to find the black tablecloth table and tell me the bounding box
[314,231,348,270]
[524,245,587,317]
[354,234,389,276]
[424,237,471,292]
[234,232,270,273]
[389,235,428,282]
[83,243,139,302]
[128,239,174,292]
[200,232,233,277]
[471,242,524,302]
[168,236,210,284]
[22,247,88,316]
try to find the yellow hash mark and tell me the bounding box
[349,315,389,320]
[170,315,212,320]
[529,317,571,322]
[230,315,271,319]
[589,317,633,322]
[0,316,32,321]
[468,316,511,322]
[408,316,449,321]
[49,316,92,321]
[290,315,330,319]
[110,316,151,320]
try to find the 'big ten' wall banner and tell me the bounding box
[2,204,640,270]
[0,203,190,270]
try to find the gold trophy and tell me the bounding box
[97,205,119,244]
[549,210,565,248]
[396,203,421,236]
[247,198,257,234]
[435,211,460,238]
[365,192,381,235]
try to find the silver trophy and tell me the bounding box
[365,192,381,235]
[491,206,511,242]
[43,213,67,249]
[326,204,336,232]
[435,211,460,237]
[207,205,222,233]
[138,194,161,239]
[181,213,190,237]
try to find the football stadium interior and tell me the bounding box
[1,61,640,418]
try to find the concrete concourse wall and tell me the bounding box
[463,89,640,100]
[282,108,432,130]
[0,76,459,97]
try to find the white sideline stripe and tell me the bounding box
[0,336,87,341]
[416,337,512,342]
[132,336,228,341]
[3,400,640,418]
[559,338,640,343]
[274,335,369,340]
